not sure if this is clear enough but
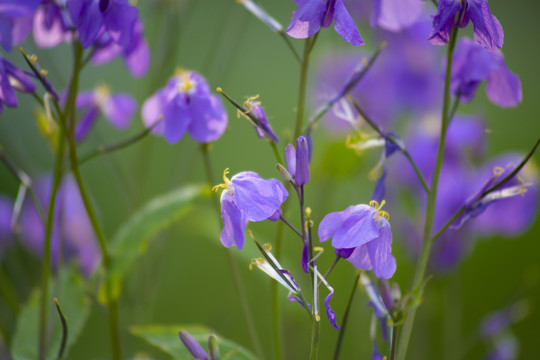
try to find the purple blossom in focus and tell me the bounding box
[142,70,228,144]
[319,202,396,279]
[72,85,137,141]
[451,38,521,107]
[0,56,36,114]
[241,95,278,143]
[214,170,288,250]
[287,0,364,46]
[20,175,101,277]
[429,0,503,51]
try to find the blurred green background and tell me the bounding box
[1,0,539,359]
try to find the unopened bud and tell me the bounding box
[276,163,292,182]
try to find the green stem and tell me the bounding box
[200,144,265,359]
[294,38,314,139]
[62,42,122,360]
[389,326,398,360]
[279,31,302,63]
[396,27,459,360]
[333,273,359,360]
[38,54,69,360]
[271,221,284,360]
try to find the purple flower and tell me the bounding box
[32,2,73,49]
[286,136,310,186]
[213,170,288,249]
[178,331,208,360]
[429,0,503,51]
[90,20,150,78]
[371,0,423,32]
[451,38,521,107]
[73,85,137,141]
[67,0,138,50]
[0,56,36,114]
[142,70,228,144]
[319,201,396,279]
[20,175,101,277]
[242,95,278,143]
[287,0,364,46]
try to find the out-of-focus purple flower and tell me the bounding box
[451,38,521,107]
[429,0,503,51]
[287,0,364,46]
[241,95,278,143]
[313,20,441,133]
[67,0,138,50]
[319,201,396,279]
[0,196,13,261]
[371,0,423,32]
[178,331,209,360]
[481,301,529,338]
[0,56,36,114]
[457,154,538,235]
[91,20,150,78]
[32,2,73,49]
[286,136,310,186]
[484,336,517,360]
[73,85,137,141]
[0,0,39,51]
[20,175,101,277]
[213,170,288,250]
[142,70,228,144]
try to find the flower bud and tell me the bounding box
[295,136,309,186]
[276,163,292,182]
[179,331,208,360]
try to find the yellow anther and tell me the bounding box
[28,54,37,64]
[243,95,260,111]
[249,258,264,271]
[313,246,324,253]
[247,229,255,240]
[371,200,390,221]
[305,207,312,218]
[517,175,533,196]
[212,168,232,192]
[306,219,314,228]
[378,211,390,221]
[175,68,196,92]
[39,69,48,76]
[493,166,505,176]
[315,314,321,322]
[263,243,272,252]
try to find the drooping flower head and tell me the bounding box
[429,0,503,51]
[239,95,278,143]
[0,56,36,114]
[287,0,364,46]
[73,85,137,141]
[213,170,288,250]
[451,38,521,107]
[20,175,101,277]
[142,70,228,144]
[319,200,396,279]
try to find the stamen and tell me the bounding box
[212,168,232,192]
[370,200,390,221]
[516,175,533,196]
[175,68,196,92]
[493,166,505,176]
[263,243,272,252]
[249,258,264,271]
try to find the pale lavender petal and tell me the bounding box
[333,0,364,46]
[485,57,522,107]
[366,222,396,279]
[332,207,379,249]
[220,190,248,249]
[375,0,423,32]
[286,144,296,179]
[347,244,372,270]
[187,94,228,143]
[11,15,33,46]
[91,41,123,65]
[325,289,339,330]
[286,0,325,39]
[102,93,136,129]
[467,0,503,51]
[232,174,288,221]
[163,94,190,144]
[142,90,165,134]
[318,205,361,242]
[125,34,150,77]
[32,8,68,48]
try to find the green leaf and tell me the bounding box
[131,324,258,360]
[99,185,204,304]
[11,266,91,360]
